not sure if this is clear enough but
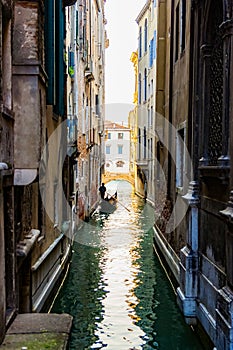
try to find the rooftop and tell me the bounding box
[104,120,130,130]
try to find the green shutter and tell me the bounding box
[45,0,55,105]
[55,0,65,116]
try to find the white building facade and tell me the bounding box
[104,121,130,174]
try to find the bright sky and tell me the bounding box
[104,0,146,122]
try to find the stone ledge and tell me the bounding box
[0,313,73,350]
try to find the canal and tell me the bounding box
[51,181,205,349]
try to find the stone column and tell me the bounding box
[177,181,199,325]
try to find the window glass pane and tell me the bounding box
[118,145,123,154]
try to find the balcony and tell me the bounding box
[136,159,149,168]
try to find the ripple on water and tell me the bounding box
[52,181,206,350]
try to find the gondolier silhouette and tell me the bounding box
[99,182,107,199]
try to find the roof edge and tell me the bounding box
[136,0,150,24]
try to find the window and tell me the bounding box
[149,38,154,67]
[150,106,153,126]
[139,27,142,58]
[68,49,74,77]
[150,137,153,158]
[138,73,142,104]
[95,94,100,116]
[180,0,186,52]
[76,10,79,42]
[148,109,150,128]
[138,128,141,159]
[108,132,111,139]
[204,2,224,165]
[45,0,65,115]
[118,145,123,154]
[118,133,123,139]
[106,145,111,154]
[176,128,185,187]
[148,139,150,159]
[144,69,147,101]
[175,3,180,62]
[154,31,157,59]
[144,19,148,53]
[143,127,147,159]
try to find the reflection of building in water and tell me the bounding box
[104,121,131,174]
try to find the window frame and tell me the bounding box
[118,145,123,154]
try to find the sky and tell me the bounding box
[104,0,146,123]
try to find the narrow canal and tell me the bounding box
[51,181,205,349]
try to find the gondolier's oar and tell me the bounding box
[107,192,130,212]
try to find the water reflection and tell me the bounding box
[52,181,205,350]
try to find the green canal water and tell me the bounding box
[51,181,205,350]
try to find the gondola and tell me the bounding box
[99,191,117,214]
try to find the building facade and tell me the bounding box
[128,50,138,187]
[136,0,155,202]
[104,121,130,174]
[0,0,75,326]
[73,0,107,220]
[0,0,14,342]
[135,0,233,349]
[182,1,233,349]
[0,0,107,344]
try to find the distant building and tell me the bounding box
[104,121,130,174]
